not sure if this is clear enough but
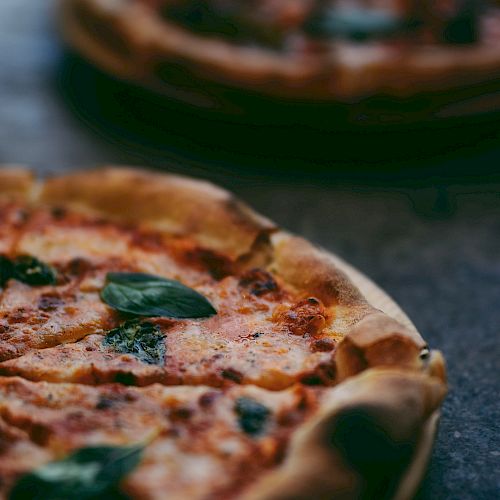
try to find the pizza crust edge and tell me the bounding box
[0,166,447,499]
[60,0,500,101]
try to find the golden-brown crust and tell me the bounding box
[61,0,500,101]
[0,168,35,200]
[0,165,447,499]
[39,166,275,260]
[270,232,367,307]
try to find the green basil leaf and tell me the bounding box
[0,255,57,287]
[13,255,57,286]
[103,320,166,365]
[234,397,271,436]
[305,8,406,41]
[9,444,143,500]
[101,272,217,319]
[0,255,14,286]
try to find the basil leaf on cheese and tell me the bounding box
[101,272,216,318]
[103,320,166,365]
[235,397,270,436]
[0,255,57,287]
[0,255,14,286]
[12,255,57,286]
[9,444,143,500]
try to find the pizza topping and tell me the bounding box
[238,268,278,296]
[9,443,144,500]
[275,297,326,337]
[37,293,65,312]
[0,255,57,287]
[234,397,271,436]
[102,320,166,365]
[100,272,217,318]
[0,256,14,287]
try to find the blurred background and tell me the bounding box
[1,0,499,498]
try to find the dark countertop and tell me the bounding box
[1,1,499,498]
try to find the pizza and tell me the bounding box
[0,166,446,499]
[60,0,500,101]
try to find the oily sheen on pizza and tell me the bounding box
[0,167,446,500]
[61,0,500,100]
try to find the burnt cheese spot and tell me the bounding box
[221,368,244,384]
[234,397,271,436]
[37,293,64,312]
[311,337,336,353]
[239,269,278,296]
[199,391,220,408]
[50,206,67,220]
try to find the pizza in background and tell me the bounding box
[61,0,500,101]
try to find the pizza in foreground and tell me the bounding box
[62,0,500,100]
[0,167,446,499]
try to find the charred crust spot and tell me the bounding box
[239,268,278,296]
[300,362,336,386]
[311,337,336,353]
[184,247,233,280]
[221,368,244,384]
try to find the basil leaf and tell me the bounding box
[234,397,270,436]
[103,320,166,365]
[304,8,406,41]
[9,444,143,500]
[13,255,57,286]
[0,255,57,287]
[101,272,217,318]
[0,255,14,286]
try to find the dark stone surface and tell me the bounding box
[0,1,499,498]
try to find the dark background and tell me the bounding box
[1,1,499,498]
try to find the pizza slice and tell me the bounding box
[0,371,444,500]
[0,375,317,498]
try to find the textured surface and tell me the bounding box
[0,1,499,498]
